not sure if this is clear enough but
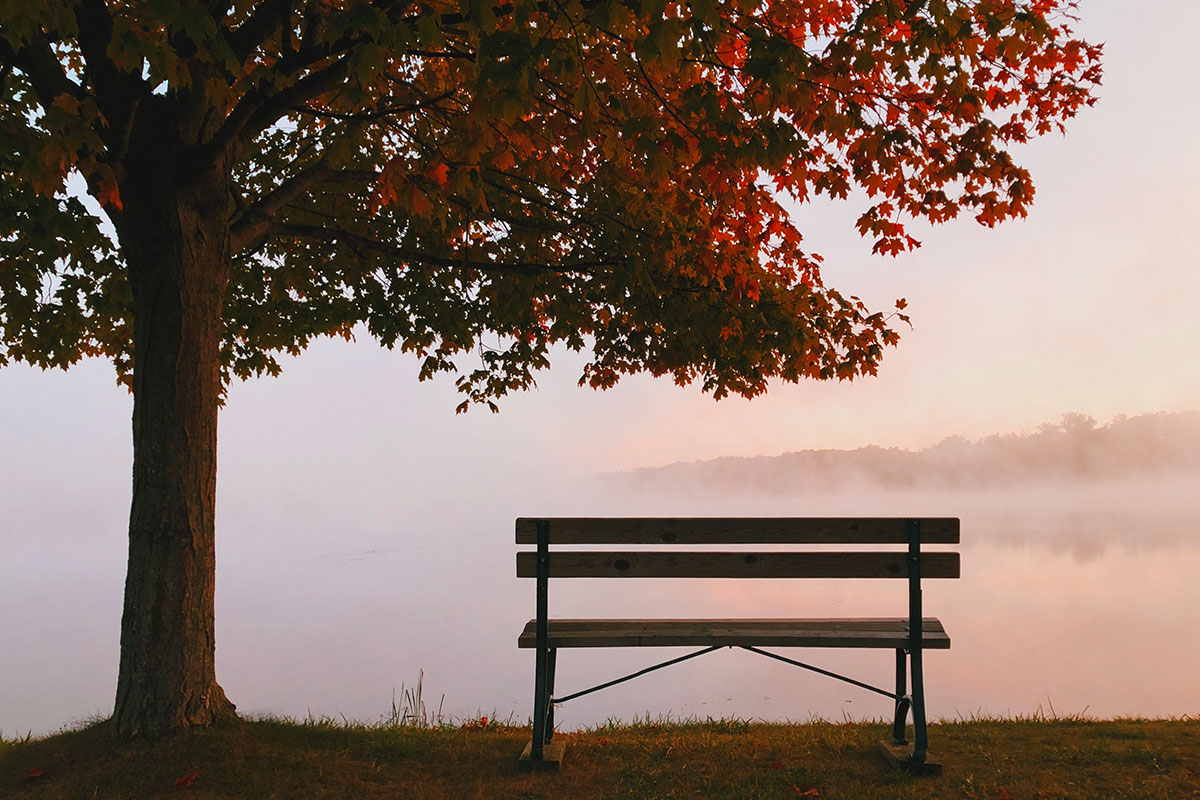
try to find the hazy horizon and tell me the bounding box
[615,409,1200,494]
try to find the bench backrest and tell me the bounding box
[516,517,960,580]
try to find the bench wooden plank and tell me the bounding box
[516,551,960,579]
[517,618,951,649]
[523,617,948,630]
[515,517,960,545]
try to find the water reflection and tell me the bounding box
[604,474,1200,561]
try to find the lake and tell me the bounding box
[3,466,1198,737]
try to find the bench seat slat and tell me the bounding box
[515,517,959,545]
[518,618,950,649]
[516,551,960,579]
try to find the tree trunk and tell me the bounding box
[111,104,237,738]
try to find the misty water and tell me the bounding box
[4,460,1198,737]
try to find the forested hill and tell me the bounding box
[617,411,1200,494]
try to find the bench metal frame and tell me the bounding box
[522,517,953,769]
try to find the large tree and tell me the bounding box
[0,0,1099,737]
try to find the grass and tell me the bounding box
[1,713,1197,799]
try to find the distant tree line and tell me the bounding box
[622,411,1200,494]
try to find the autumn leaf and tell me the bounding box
[491,148,516,172]
[427,161,450,186]
[410,189,432,217]
[174,771,199,790]
[26,768,45,780]
[94,170,123,211]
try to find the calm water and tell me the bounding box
[3,469,1198,737]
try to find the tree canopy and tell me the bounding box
[2,0,1101,408]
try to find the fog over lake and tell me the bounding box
[4,380,1198,736]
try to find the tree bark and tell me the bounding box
[111,101,237,738]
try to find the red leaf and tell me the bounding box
[492,148,515,172]
[27,768,45,779]
[411,188,432,217]
[95,173,123,211]
[175,771,199,790]
[428,161,450,186]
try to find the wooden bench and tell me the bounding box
[516,517,959,774]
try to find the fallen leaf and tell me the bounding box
[27,768,45,780]
[794,787,820,798]
[175,771,198,790]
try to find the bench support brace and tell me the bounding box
[553,645,903,708]
[553,646,722,705]
[738,646,898,700]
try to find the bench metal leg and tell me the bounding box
[531,646,556,751]
[530,519,553,761]
[879,518,941,774]
[531,644,549,759]
[523,644,562,769]
[906,519,929,764]
[880,644,941,775]
[545,647,557,742]
[910,644,928,762]
[892,647,910,745]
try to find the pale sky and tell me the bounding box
[3,0,1200,737]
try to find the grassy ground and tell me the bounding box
[1,715,1197,799]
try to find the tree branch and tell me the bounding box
[0,31,84,107]
[200,0,238,23]
[278,88,454,121]
[73,0,145,162]
[230,162,378,253]
[0,117,40,151]
[225,0,294,64]
[246,54,356,134]
[202,47,355,163]
[276,223,609,275]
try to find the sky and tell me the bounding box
[2,0,1200,735]
[3,2,1198,471]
